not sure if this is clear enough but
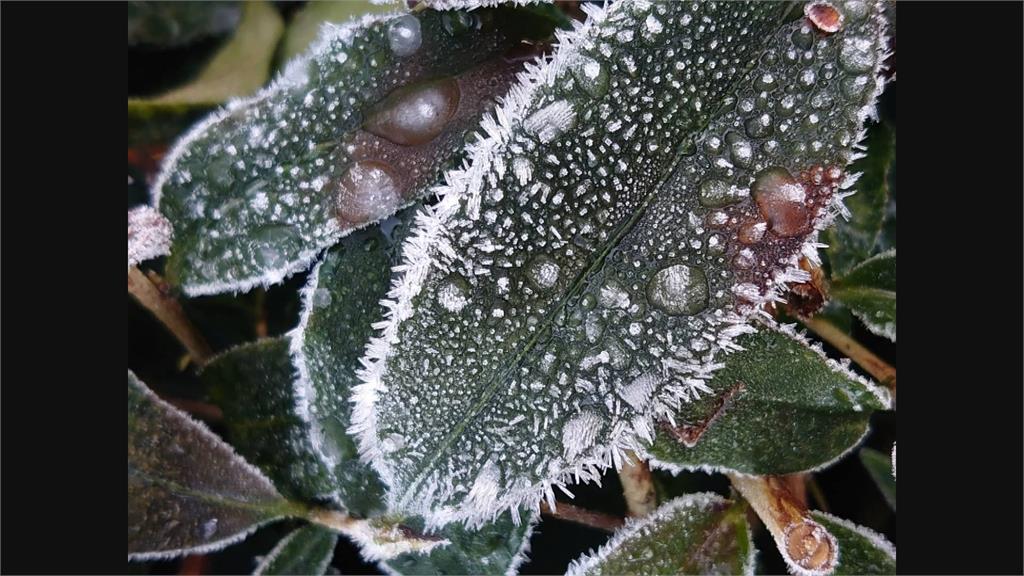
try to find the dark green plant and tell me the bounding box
[129,1,896,574]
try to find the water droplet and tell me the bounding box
[752,167,812,237]
[387,15,421,57]
[805,2,844,33]
[253,224,300,269]
[755,72,777,92]
[526,255,561,291]
[580,293,597,310]
[839,37,875,73]
[699,179,747,207]
[598,279,631,309]
[840,75,871,99]
[706,233,726,255]
[646,264,709,316]
[745,113,774,138]
[571,56,609,98]
[798,68,817,89]
[791,25,814,50]
[437,273,470,313]
[843,0,869,22]
[363,78,461,146]
[198,518,218,540]
[335,161,402,225]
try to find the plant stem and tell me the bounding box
[729,474,838,574]
[539,501,625,532]
[618,450,657,517]
[803,315,896,399]
[128,266,213,366]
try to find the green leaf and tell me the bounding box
[831,249,896,342]
[859,447,896,511]
[202,338,335,501]
[384,513,537,575]
[128,1,241,47]
[809,512,896,575]
[254,525,338,576]
[128,1,285,146]
[128,371,298,560]
[353,0,890,526]
[647,324,890,475]
[277,1,396,65]
[566,493,754,576]
[155,6,558,295]
[825,122,894,276]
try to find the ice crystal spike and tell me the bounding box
[154,7,556,295]
[353,0,890,528]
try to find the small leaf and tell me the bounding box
[809,512,896,575]
[825,122,894,276]
[202,338,336,501]
[128,1,241,47]
[859,447,896,511]
[291,211,416,516]
[647,324,890,475]
[384,512,537,575]
[566,493,754,576]
[254,525,338,576]
[831,249,896,342]
[155,7,557,295]
[277,1,396,64]
[128,371,298,560]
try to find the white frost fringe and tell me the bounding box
[351,0,893,529]
[565,493,757,576]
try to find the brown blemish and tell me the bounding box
[785,520,837,572]
[784,257,829,319]
[662,382,745,447]
[804,1,844,34]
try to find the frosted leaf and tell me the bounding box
[831,248,896,342]
[128,205,173,269]
[422,0,552,11]
[128,371,293,560]
[354,0,890,528]
[154,7,557,295]
[201,338,337,502]
[565,493,755,576]
[809,512,896,575]
[253,525,338,576]
[647,322,891,475]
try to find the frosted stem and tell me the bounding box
[128,266,213,366]
[729,474,837,576]
[803,316,896,400]
[618,450,657,517]
[539,501,624,533]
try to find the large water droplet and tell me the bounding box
[646,264,709,316]
[752,167,812,237]
[442,11,476,36]
[526,255,561,291]
[699,179,746,207]
[364,78,460,146]
[437,273,470,313]
[387,15,421,57]
[335,161,401,225]
[805,2,844,33]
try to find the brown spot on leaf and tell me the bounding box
[804,2,844,34]
[661,382,745,447]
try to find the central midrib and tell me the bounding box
[395,4,796,511]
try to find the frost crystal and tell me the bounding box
[128,205,173,269]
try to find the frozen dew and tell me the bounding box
[334,161,402,225]
[839,36,875,73]
[128,205,173,268]
[644,14,664,35]
[363,78,461,146]
[526,255,561,291]
[198,518,218,540]
[523,100,577,144]
[571,56,610,98]
[804,1,844,34]
[312,288,333,308]
[437,273,471,313]
[738,221,768,244]
[387,15,422,57]
[561,410,603,460]
[598,279,631,309]
[699,179,746,208]
[752,166,812,237]
[842,0,869,22]
[646,264,709,316]
[381,433,406,453]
